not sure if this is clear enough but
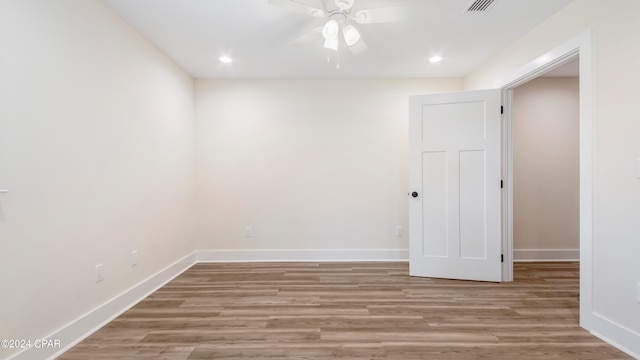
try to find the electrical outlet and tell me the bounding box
[395,226,403,237]
[637,282,640,303]
[244,226,253,238]
[131,250,138,267]
[95,264,104,282]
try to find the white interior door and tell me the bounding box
[409,89,502,282]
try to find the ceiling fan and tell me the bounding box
[267,0,407,54]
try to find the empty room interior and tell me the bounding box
[1,1,639,359]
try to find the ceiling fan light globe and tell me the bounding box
[324,38,339,51]
[342,24,360,46]
[322,19,339,40]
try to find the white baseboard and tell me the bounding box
[513,249,579,262]
[197,249,409,262]
[8,252,197,360]
[589,313,640,359]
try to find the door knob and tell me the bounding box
[411,191,418,198]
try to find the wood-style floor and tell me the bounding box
[58,262,631,359]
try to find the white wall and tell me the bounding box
[0,1,196,358]
[513,77,579,253]
[465,0,640,355]
[195,79,462,254]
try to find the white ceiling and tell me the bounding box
[100,0,573,79]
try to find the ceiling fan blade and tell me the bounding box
[347,37,368,55]
[267,0,326,17]
[351,7,408,24]
[291,26,323,46]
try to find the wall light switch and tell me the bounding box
[131,250,138,267]
[395,226,403,237]
[95,264,104,283]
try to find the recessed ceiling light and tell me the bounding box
[218,55,233,63]
[429,55,443,63]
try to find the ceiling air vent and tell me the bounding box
[465,0,497,12]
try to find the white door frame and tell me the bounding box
[498,30,593,330]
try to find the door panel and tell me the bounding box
[421,151,448,257]
[409,89,501,282]
[459,149,487,259]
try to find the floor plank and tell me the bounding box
[58,262,632,359]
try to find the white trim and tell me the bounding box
[497,35,584,89]
[9,252,197,360]
[576,31,595,332]
[501,89,514,281]
[513,249,579,262]
[499,38,587,280]
[590,313,640,359]
[499,29,594,330]
[197,249,409,262]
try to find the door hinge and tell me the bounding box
[501,254,504,263]
[500,180,503,189]
[500,105,504,114]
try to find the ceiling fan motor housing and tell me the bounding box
[334,0,355,10]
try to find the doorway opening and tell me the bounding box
[512,60,580,264]
[500,31,593,329]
